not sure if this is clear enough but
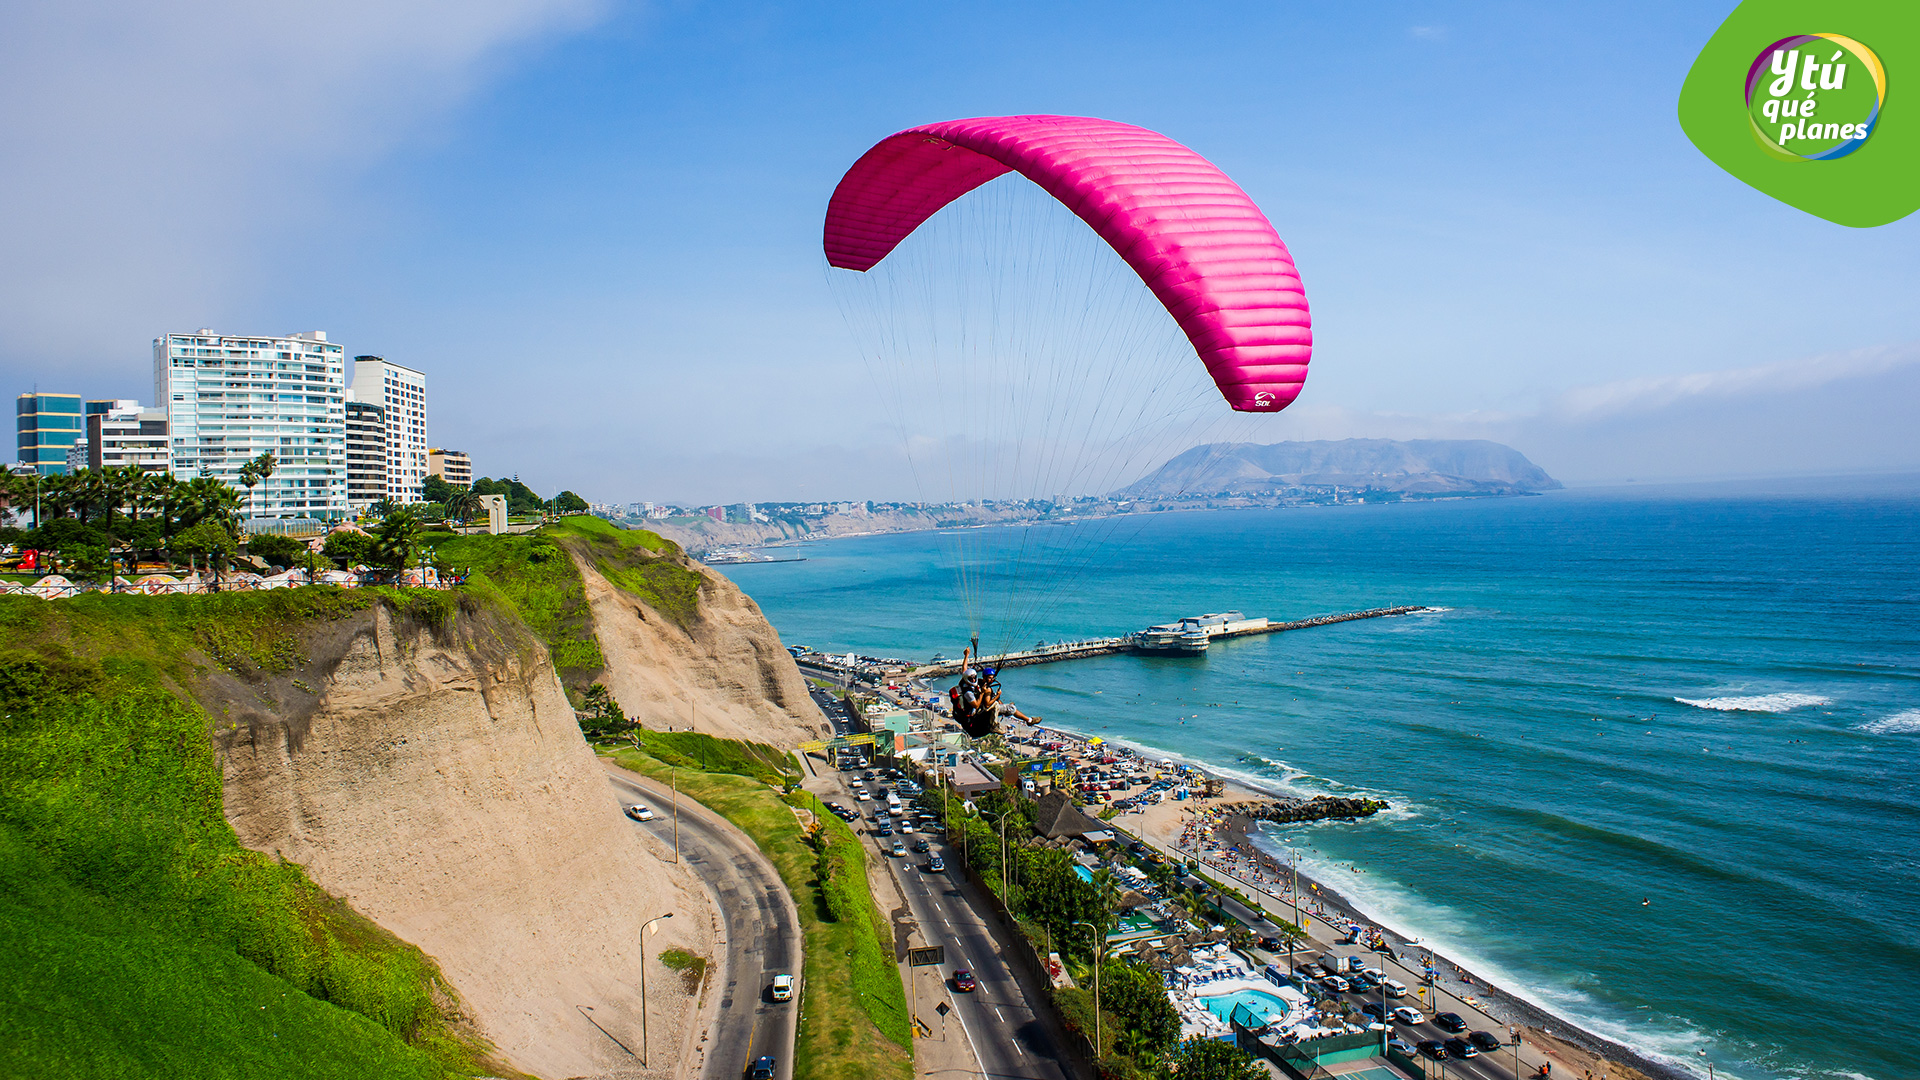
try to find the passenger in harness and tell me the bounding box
[948,648,1034,738]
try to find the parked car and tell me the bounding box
[928,854,946,872]
[1444,1037,1480,1059]
[952,970,977,992]
[1416,1039,1448,1060]
[1390,1006,1426,1024]
[771,974,793,1001]
[1435,1012,1468,1034]
[624,804,654,821]
[1469,1031,1503,1053]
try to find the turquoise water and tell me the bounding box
[1201,986,1293,1025]
[716,480,1920,1080]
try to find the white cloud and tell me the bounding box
[1547,345,1920,419]
[0,0,608,369]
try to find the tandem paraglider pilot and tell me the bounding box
[949,647,1036,738]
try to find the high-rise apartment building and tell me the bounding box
[153,330,349,520]
[84,399,170,474]
[427,448,471,488]
[349,357,427,503]
[16,393,83,475]
[344,398,388,510]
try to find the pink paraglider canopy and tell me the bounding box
[824,115,1311,412]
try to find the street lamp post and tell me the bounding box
[1511,1025,1523,1080]
[1073,919,1104,1057]
[995,808,1017,897]
[639,912,674,1065]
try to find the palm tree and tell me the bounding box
[99,465,145,546]
[445,488,483,528]
[371,506,423,573]
[183,476,241,537]
[367,495,397,522]
[237,451,277,519]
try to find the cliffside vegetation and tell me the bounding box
[608,743,911,1080]
[0,589,505,1080]
[548,515,704,630]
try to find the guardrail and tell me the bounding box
[0,570,462,599]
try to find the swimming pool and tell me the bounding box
[1072,864,1094,883]
[1197,987,1292,1026]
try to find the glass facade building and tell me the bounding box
[16,393,84,475]
[153,330,350,520]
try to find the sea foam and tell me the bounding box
[1858,709,1920,735]
[1674,692,1830,713]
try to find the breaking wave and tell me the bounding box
[1674,692,1830,713]
[1858,709,1920,735]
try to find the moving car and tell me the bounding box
[1361,1003,1388,1022]
[771,974,793,1001]
[1389,1006,1426,1024]
[1416,1039,1448,1060]
[1318,975,1350,994]
[1380,978,1409,998]
[1444,1037,1480,1059]
[624,804,654,822]
[928,854,945,872]
[912,838,930,853]
[748,1054,777,1079]
[1387,1036,1418,1056]
[1469,1030,1504,1053]
[952,970,976,992]
[1435,1012,1468,1034]
[891,838,907,857]
[875,824,893,837]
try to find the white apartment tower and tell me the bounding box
[350,356,427,504]
[153,330,349,519]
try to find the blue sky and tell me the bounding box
[4,1,1917,501]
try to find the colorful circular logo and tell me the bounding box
[1744,34,1886,160]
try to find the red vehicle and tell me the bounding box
[952,970,977,992]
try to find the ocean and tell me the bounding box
[713,478,1920,1080]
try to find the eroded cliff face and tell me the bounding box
[213,603,713,1080]
[571,550,826,747]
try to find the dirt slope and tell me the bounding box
[570,549,825,747]
[215,602,715,1080]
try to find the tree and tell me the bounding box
[1156,1038,1265,1080]
[172,520,238,579]
[444,488,484,527]
[367,496,398,522]
[237,452,277,518]
[1099,958,1180,1059]
[245,532,307,568]
[98,465,146,547]
[552,490,589,514]
[421,474,459,504]
[321,530,373,568]
[370,506,423,571]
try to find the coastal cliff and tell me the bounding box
[211,598,715,1080]
[560,525,824,746]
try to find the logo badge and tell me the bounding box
[1745,35,1885,160]
[1679,1,1916,227]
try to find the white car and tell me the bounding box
[1390,1006,1425,1024]
[771,974,793,1001]
[900,820,915,833]
[624,804,654,821]
[1381,978,1409,998]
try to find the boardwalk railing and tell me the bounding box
[0,569,462,600]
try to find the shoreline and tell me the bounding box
[1018,718,1691,1080]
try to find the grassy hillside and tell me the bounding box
[608,744,911,1080]
[0,590,503,1080]
[548,515,704,631]
[423,527,606,691]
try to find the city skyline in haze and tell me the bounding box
[4,1,1919,504]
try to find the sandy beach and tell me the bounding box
[1011,719,1683,1080]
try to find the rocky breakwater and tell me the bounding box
[211,597,716,1080]
[1224,795,1389,824]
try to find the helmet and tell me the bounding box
[982,667,996,678]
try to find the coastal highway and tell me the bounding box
[893,831,1067,1080]
[606,766,800,1080]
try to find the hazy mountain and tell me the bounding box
[1119,439,1561,497]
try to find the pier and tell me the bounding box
[909,605,1429,677]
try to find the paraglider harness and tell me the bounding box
[949,661,1003,738]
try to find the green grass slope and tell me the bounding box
[548,515,704,631]
[0,590,503,1080]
